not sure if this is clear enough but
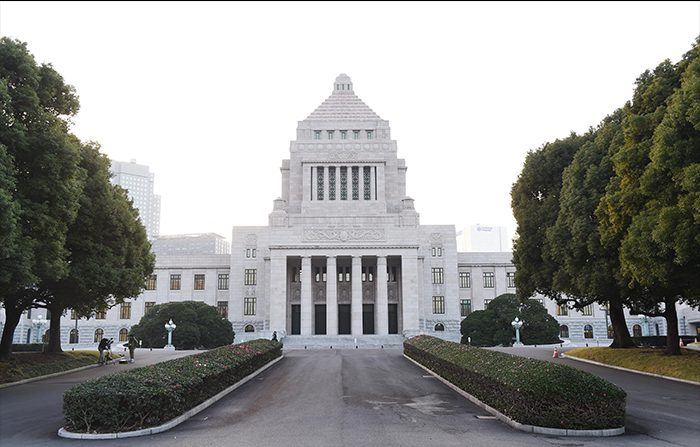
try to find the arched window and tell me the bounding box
[244,324,255,333]
[119,328,128,342]
[94,328,104,343]
[607,325,614,339]
[434,323,445,331]
[559,325,569,338]
[583,324,594,339]
[632,324,642,337]
[69,329,79,344]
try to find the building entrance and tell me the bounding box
[363,304,374,334]
[338,304,351,334]
[315,305,326,335]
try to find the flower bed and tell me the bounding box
[63,339,282,433]
[404,335,625,430]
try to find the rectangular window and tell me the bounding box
[459,272,471,288]
[506,272,516,288]
[340,167,348,200]
[432,296,445,314]
[329,167,336,200]
[366,130,373,140]
[351,166,359,200]
[363,166,371,200]
[244,297,256,316]
[557,304,568,316]
[120,302,131,320]
[145,302,155,315]
[388,266,398,282]
[431,247,436,257]
[194,274,205,290]
[246,248,251,258]
[437,247,442,257]
[95,309,106,319]
[483,272,494,288]
[432,267,444,284]
[170,274,181,290]
[145,274,157,290]
[484,299,492,309]
[317,166,324,200]
[362,266,374,282]
[217,301,229,319]
[252,249,256,258]
[218,273,229,290]
[340,130,347,140]
[327,130,334,140]
[460,299,472,317]
[315,267,327,283]
[353,130,360,139]
[581,304,593,316]
[244,269,257,285]
[314,130,321,140]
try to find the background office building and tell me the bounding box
[109,159,161,240]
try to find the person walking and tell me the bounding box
[271,331,278,342]
[97,337,109,365]
[127,335,138,362]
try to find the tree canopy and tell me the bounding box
[130,301,234,350]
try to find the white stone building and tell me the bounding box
[2,74,698,349]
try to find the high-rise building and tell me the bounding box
[456,225,510,252]
[109,159,161,240]
[152,233,231,255]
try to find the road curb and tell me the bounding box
[0,363,100,389]
[403,354,624,437]
[563,354,700,386]
[58,354,284,439]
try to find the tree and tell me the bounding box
[0,38,83,360]
[130,301,234,350]
[34,143,154,353]
[616,42,700,354]
[546,111,636,348]
[511,134,591,302]
[460,294,560,347]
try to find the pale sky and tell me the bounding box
[1,1,698,247]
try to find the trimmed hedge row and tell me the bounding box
[404,335,625,430]
[63,339,282,433]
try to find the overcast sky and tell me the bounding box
[1,1,698,247]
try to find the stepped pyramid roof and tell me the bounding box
[305,74,382,121]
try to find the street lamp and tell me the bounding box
[164,319,176,351]
[511,317,524,346]
[32,315,47,346]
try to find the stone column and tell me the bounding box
[326,256,338,335]
[269,255,287,334]
[401,254,420,334]
[370,166,376,200]
[351,256,363,335]
[323,165,329,201]
[376,256,388,335]
[360,166,366,200]
[311,167,317,201]
[301,256,312,335]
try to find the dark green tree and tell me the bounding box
[511,134,591,302]
[546,112,636,348]
[0,38,83,359]
[460,294,560,346]
[34,143,154,353]
[130,301,234,350]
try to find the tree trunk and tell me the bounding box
[608,299,636,348]
[0,306,22,360]
[47,304,64,353]
[664,297,681,355]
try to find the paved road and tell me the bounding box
[1,347,699,447]
[489,346,700,447]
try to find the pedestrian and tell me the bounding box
[271,331,278,342]
[127,335,138,362]
[97,337,109,365]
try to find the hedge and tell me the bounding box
[404,335,625,430]
[63,339,282,433]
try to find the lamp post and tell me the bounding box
[511,317,524,346]
[164,319,176,351]
[32,315,47,348]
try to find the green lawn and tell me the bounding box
[566,347,700,383]
[0,350,101,385]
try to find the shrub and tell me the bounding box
[129,301,234,349]
[63,339,281,433]
[404,335,625,430]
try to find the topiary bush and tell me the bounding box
[63,339,281,433]
[405,335,625,430]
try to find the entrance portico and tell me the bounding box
[269,249,418,337]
